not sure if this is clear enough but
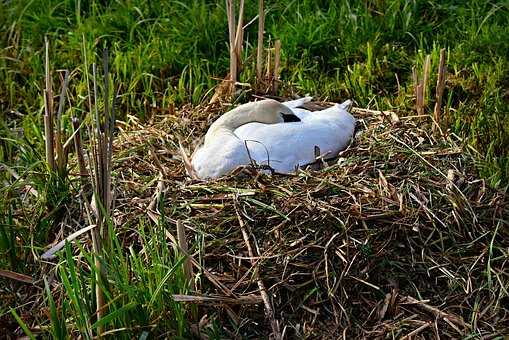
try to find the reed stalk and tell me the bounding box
[256,0,265,83]
[87,48,116,337]
[272,40,281,94]
[433,48,447,133]
[43,37,55,172]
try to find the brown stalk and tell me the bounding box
[401,295,469,329]
[265,41,272,83]
[272,39,281,95]
[433,48,447,133]
[90,62,106,336]
[0,269,33,284]
[416,84,424,116]
[226,0,237,93]
[177,220,193,284]
[233,0,245,69]
[72,118,89,188]
[88,49,116,337]
[55,70,70,176]
[422,54,431,105]
[172,294,262,305]
[43,37,55,171]
[256,0,265,82]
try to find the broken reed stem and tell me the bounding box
[422,54,431,105]
[43,37,55,172]
[71,118,88,189]
[265,41,272,82]
[412,66,418,99]
[88,49,116,337]
[91,62,106,336]
[226,0,237,93]
[235,203,281,339]
[433,48,447,133]
[416,84,424,116]
[272,39,281,95]
[102,48,113,236]
[234,0,244,69]
[177,220,193,284]
[55,70,69,176]
[395,73,401,96]
[256,0,264,82]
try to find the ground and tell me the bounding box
[1,0,508,339]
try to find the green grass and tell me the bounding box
[1,0,507,184]
[1,0,508,338]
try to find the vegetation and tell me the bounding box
[0,0,507,338]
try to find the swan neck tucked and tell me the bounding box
[204,106,256,143]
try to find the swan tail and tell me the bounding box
[332,100,356,127]
[337,99,353,112]
[282,96,313,109]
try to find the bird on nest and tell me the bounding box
[183,97,355,180]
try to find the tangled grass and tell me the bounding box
[102,100,508,338]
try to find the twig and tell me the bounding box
[0,269,33,284]
[400,322,432,340]
[401,295,469,330]
[173,294,262,305]
[234,202,281,339]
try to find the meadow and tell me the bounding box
[1,0,508,338]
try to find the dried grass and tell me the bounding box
[111,99,508,338]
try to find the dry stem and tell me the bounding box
[256,0,265,82]
[433,48,447,133]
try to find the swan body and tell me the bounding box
[234,100,355,174]
[191,99,299,179]
[191,97,355,179]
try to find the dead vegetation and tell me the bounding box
[110,100,509,338]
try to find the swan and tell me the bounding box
[190,97,355,179]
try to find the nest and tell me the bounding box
[113,100,508,338]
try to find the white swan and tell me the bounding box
[191,97,355,179]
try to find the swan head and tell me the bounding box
[204,99,301,144]
[253,99,301,124]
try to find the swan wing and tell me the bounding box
[282,96,313,109]
[235,110,355,174]
[192,135,251,179]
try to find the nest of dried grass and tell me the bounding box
[113,100,508,339]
